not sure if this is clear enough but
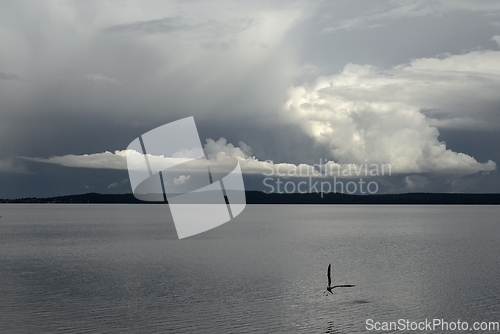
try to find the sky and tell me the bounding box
[1,0,500,198]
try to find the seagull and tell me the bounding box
[324,264,355,295]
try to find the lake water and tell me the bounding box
[0,204,499,333]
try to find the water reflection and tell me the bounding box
[0,204,499,333]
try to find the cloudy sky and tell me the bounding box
[1,0,500,198]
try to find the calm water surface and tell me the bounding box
[0,204,499,333]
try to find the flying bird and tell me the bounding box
[325,264,355,295]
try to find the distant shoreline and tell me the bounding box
[1,192,500,205]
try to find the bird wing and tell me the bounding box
[327,264,331,287]
[332,285,355,288]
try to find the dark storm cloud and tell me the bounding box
[1,0,500,197]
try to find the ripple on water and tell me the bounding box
[0,204,499,333]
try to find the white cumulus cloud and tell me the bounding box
[204,137,252,160]
[283,49,500,175]
[173,175,191,185]
[18,138,390,178]
[21,151,128,169]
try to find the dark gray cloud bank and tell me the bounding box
[1,0,500,198]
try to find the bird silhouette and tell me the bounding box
[324,264,355,295]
